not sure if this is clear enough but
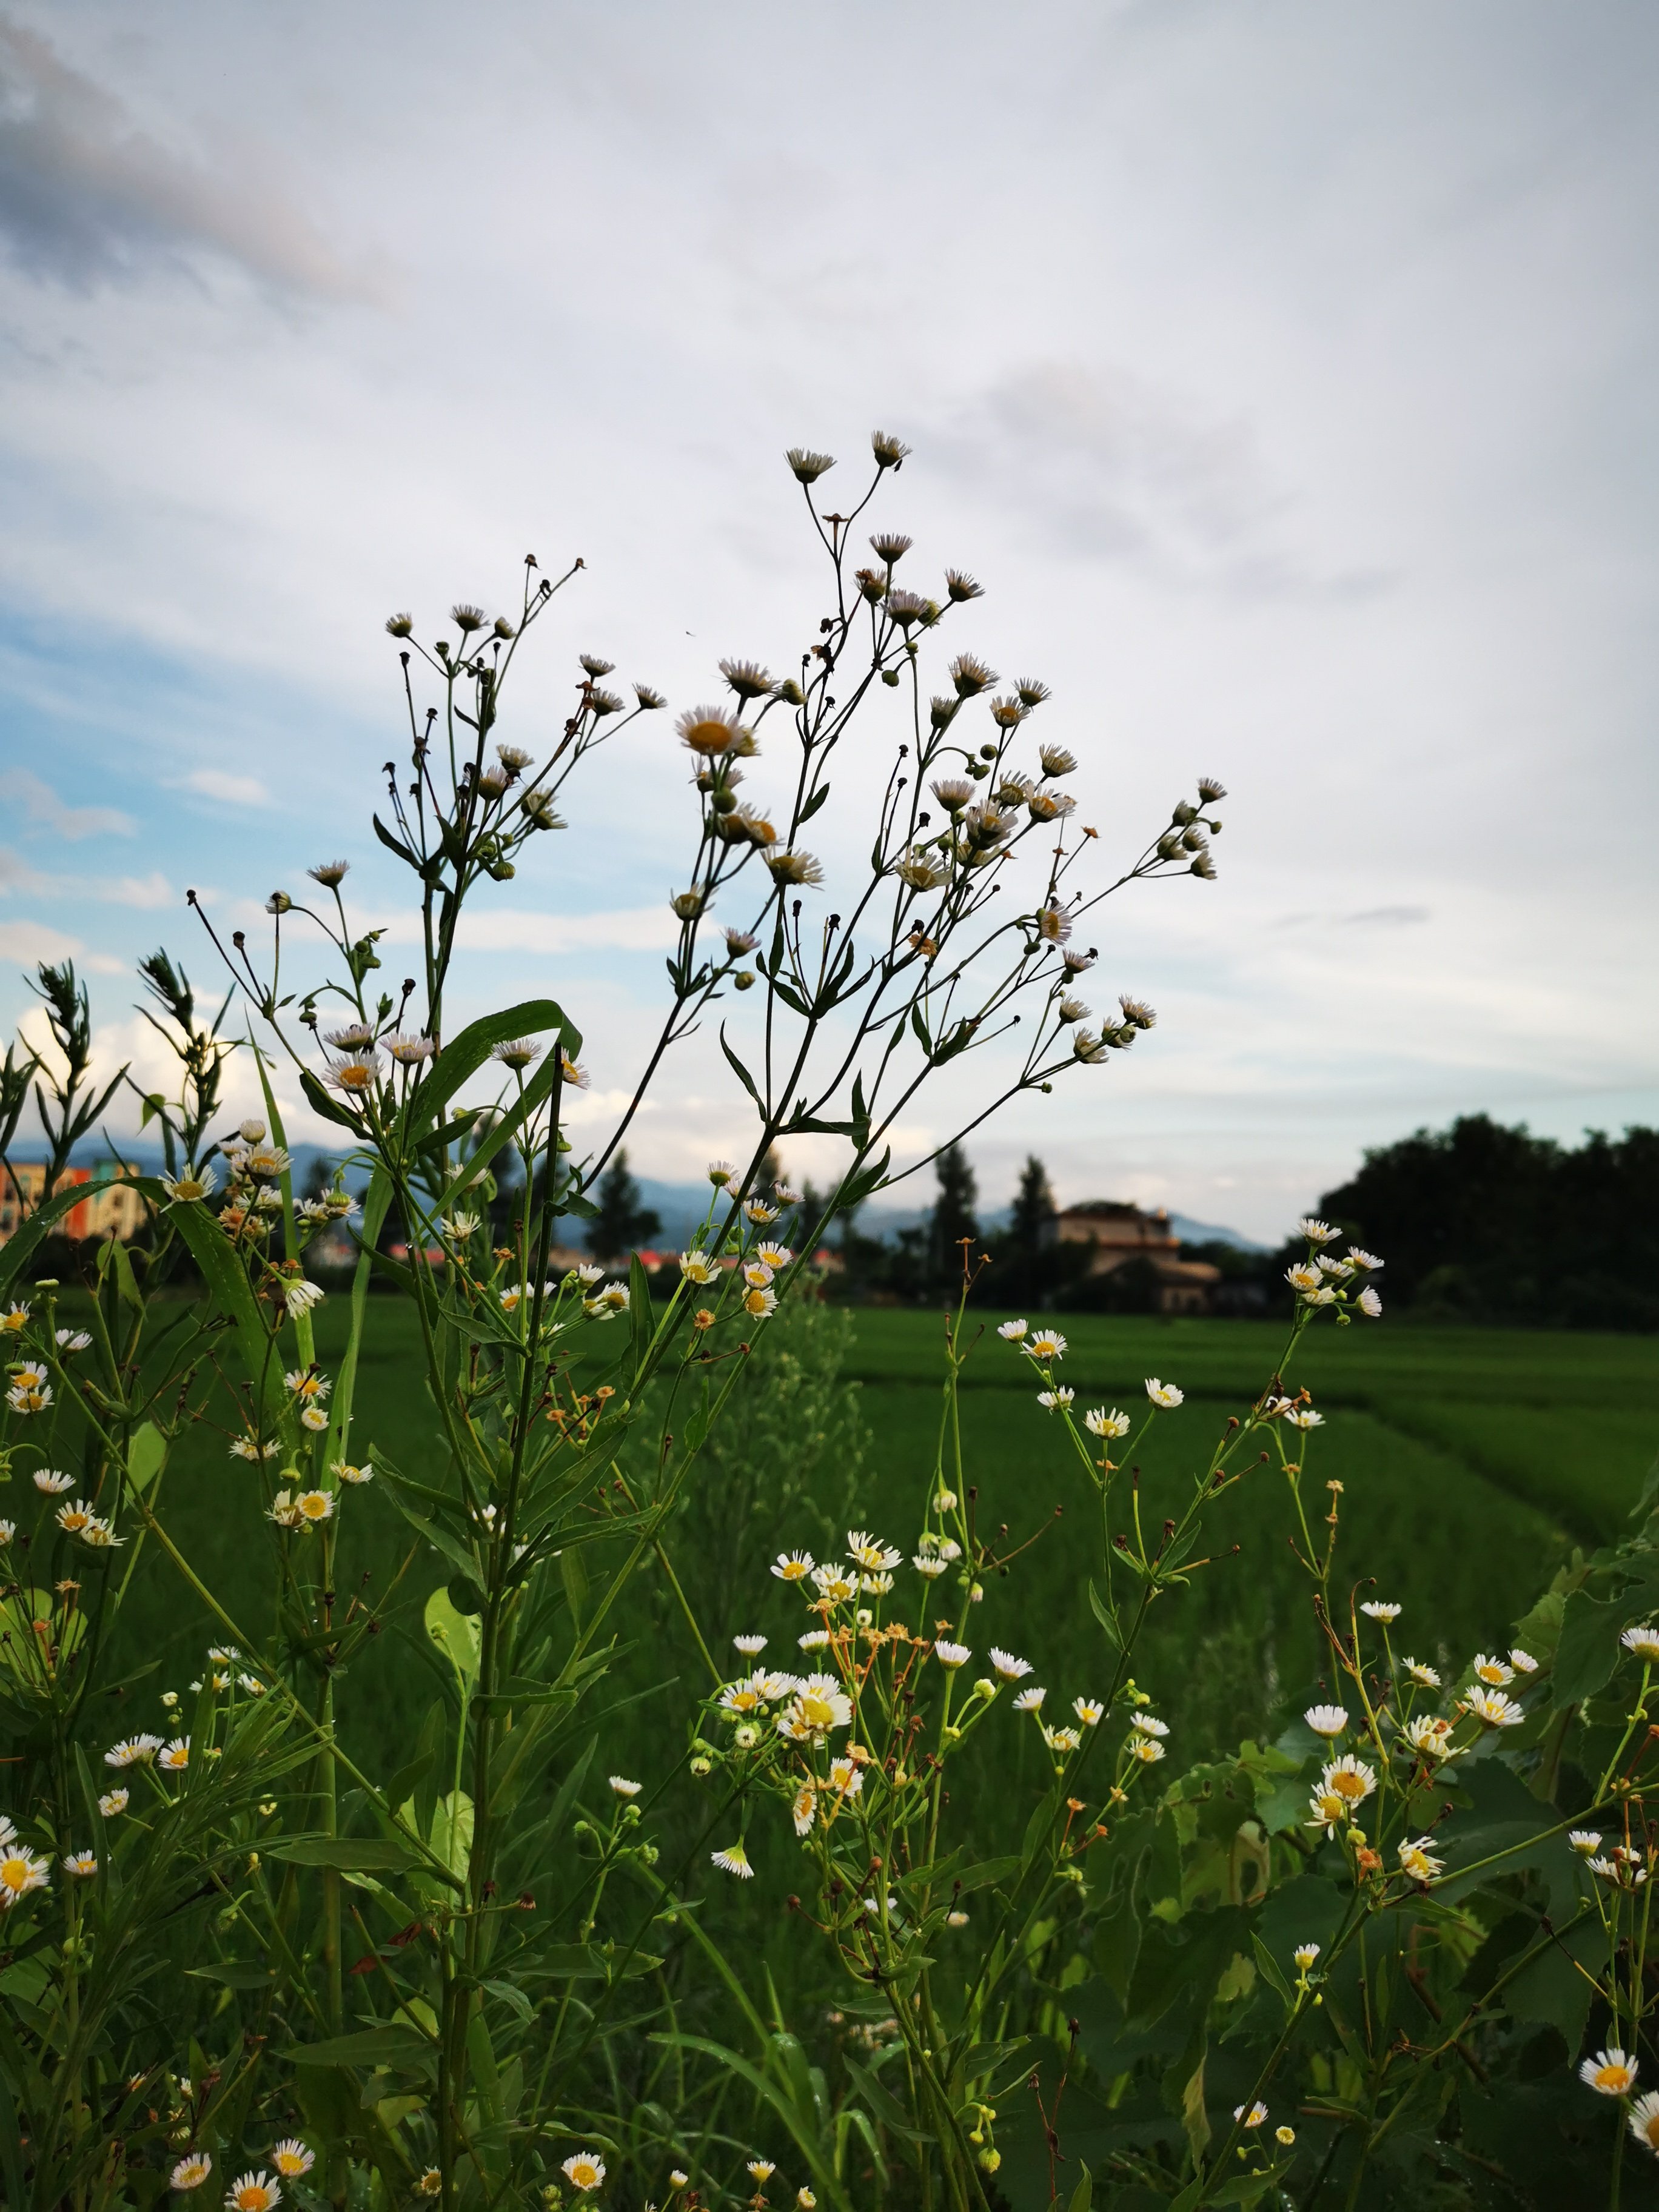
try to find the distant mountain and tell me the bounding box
[1167,1213,1269,1253]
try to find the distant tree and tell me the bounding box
[301,1155,336,1204]
[999,1153,1057,1304]
[1318,1114,1659,1330]
[586,1148,662,1261]
[928,1142,980,1290]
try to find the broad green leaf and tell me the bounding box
[429,1789,473,1880]
[1552,1590,1623,1706]
[425,1586,482,1680]
[127,1421,167,1494]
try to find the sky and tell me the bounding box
[0,0,1654,1240]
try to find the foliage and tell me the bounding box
[1319,1113,1659,1331]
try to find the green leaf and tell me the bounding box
[164,1186,279,1412]
[437,1044,566,1212]
[187,1963,280,1988]
[1087,1579,1121,1646]
[286,2025,434,2069]
[0,1179,119,1293]
[127,1421,167,1495]
[404,999,579,1142]
[1553,1590,1623,1706]
[951,1854,1022,1894]
[1066,2163,1093,2212]
[1250,1932,1293,2008]
[560,1546,589,1627]
[720,1026,763,1109]
[372,813,418,867]
[299,1067,361,1132]
[840,2054,930,2144]
[264,1837,419,1871]
[379,1480,477,1581]
[446,1574,484,1617]
[425,1585,482,1680]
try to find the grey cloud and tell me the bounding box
[2,766,133,838]
[1342,904,1432,929]
[933,361,1393,600]
[1273,903,1431,931]
[0,20,369,297]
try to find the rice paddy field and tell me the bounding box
[81,1294,1659,2060]
[108,1299,1658,1768]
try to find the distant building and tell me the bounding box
[1054,1198,1220,1315]
[0,1162,147,1247]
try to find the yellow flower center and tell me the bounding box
[298,1495,330,1520]
[1331,1770,1369,1801]
[1596,2065,1631,2092]
[1,1855,31,1892]
[797,1692,838,1729]
[236,2188,273,2212]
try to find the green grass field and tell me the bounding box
[100,1299,1657,1777]
[69,1295,1655,2032]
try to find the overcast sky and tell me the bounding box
[0,0,1653,1238]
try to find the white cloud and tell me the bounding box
[1,766,133,839]
[177,768,271,807]
[0,916,80,963]
[104,871,174,909]
[0,846,49,891]
[367,906,680,954]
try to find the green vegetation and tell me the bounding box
[110,1299,1655,1785]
